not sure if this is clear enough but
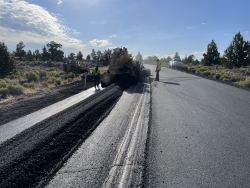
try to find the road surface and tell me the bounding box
[144,64,250,187]
[46,81,150,187]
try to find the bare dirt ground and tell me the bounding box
[0,78,96,126]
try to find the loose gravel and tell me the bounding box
[0,83,123,188]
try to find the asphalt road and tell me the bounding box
[144,64,250,187]
[46,81,150,187]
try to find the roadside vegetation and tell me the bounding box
[144,31,250,89]
[0,41,110,99]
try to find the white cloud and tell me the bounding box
[89,39,112,47]
[245,31,249,34]
[202,23,206,24]
[58,0,62,5]
[109,35,117,38]
[106,46,118,49]
[187,26,194,29]
[193,51,206,58]
[0,0,85,50]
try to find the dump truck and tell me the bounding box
[101,47,150,88]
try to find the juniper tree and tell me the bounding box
[42,46,48,61]
[0,42,17,78]
[76,51,83,60]
[27,50,35,61]
[203,40,220,66]
[16,41,26,60]
[173,52,181,60]
[224,32,248,68]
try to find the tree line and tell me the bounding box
[0,40,115,78]
[145,32,250,68]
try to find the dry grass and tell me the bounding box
[1,61,109,101]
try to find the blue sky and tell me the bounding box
[0,0,249,60]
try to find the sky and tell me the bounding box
[0,0,250,60]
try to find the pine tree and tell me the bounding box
[173,52,180,60]
[224,32,248,68]
[76,51,83,60]
[27,50,35,61]
[0,42,17,78]
[91,49,97,61]
[69,53,75,60]
[42,46,48,61]
[203,40,220,66]
[86,54,91,60]
[16,41,26,60]
[33,49,40,60]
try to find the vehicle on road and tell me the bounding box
[169,59,184,67]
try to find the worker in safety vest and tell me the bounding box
[92,66,100,90]
[155,59,161,81]
[136,52,142,63]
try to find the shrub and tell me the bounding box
[245,68,250,76]
[59,71,64,75]
[201,70,211,76]
[0,82,7,88]
[49,71,57,77]
[216,73,221,79]
[219,73,230,80]
[29,82,38,89]
[24,71,39,82]
[60,75,66,79]
[230,73,245,82]
[220,69,229,75]
[33,69,40,75]
[47,80,53,84]
[7,84,16,94]
[10,74,20,80]
[176,66,188,71]
[15,85,25,94]
[196,68,210,74]
[4,78,10,83]
[0,79,5,83]
[39,70,48,79]
[23,83,29,88]
[69,72,76,79]
[223,78,230,82]
[47,59,53,67]
[68,78,72,82]
[188,67,196,73]
[0,88,9,96]
[51,77,55,83]
[55,79,61,85]
[42,81,49,87]
[238,78,250,88]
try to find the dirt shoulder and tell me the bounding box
[0,79,96,126]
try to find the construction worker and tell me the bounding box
[136,52,142,63]
[92,66,100,89]
[155,59,161,81]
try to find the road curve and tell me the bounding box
[46,80,150,188]
[144,64,250,187]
